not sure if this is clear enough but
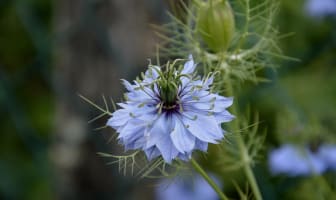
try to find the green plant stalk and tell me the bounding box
[191,158,229,200]
[314,175,336,197]
[225,78,263,200]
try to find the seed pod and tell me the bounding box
[197,0,235,52]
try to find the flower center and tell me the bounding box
[155,62,183,112]
[159,81,178,110]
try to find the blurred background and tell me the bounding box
[0,0,335,200]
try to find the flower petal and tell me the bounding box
[145,114,178,163]
[121,79,135,92]
[181,54,196,74]
[145,146,161,160]
[317,144,336,170]
[214,110,235,124]
[170,117,195,153]
[144,65,160,81]
[269,144,327,176]
[195,139,208,151]
[107,109,130,128]
[182,112,223,143]
[118,119,144,139]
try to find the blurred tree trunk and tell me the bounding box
[52,0,164,199]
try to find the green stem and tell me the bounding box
[191,158,229,200]
[225,79,263,200]
[314,175,336,197]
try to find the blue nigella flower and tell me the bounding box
[155,174,221,200]
[317,144,336,171]
[305,0,336,18]
[268,144,327,177]
[107,55,234,163]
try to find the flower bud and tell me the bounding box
[197,0,235,52]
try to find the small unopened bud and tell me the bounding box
[197,0,235,52]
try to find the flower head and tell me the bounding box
[305,0,336,18]
[268,144,327,177]
[156,174,221,200]
[107,55,234,163]
[317,144,336,170]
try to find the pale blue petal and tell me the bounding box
[181,54,196,74]
[213,96,234,110]
[143,114,178,163]
[195,140,208,151]
[118,119,144,139]
[269,144,327,176]
[193,114,223,140]
[144,65,160,81]
[203,75,214,88]
[126,88,157,103]
[156,136,179,163]
[145,114,168,148]
[177,152,192,161]
[107,109,130,128]
[170,117,195,153]
[153,114,179,163]
[107,104,156,129]
[123,130,146,150]
[305,0,336,17]
[190,95,233,112]
[145,146,161,160]
[156,174,220,200]
[214,110,235,124]
[318,144,336,170]
[121,79,134,92]
[309,153,327,174]
[269,145,309,176]
[180,76,193,92]
[190,101,212,110]
[182,112,222,143]
[116,102,129,108]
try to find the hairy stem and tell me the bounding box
[225,78,263,200]
[191,158,229,200]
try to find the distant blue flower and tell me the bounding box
[107,55,234,163]
[268,144,327,177]
[305,0,336,18]
[317,144,336,170]
[156,174,221,200]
